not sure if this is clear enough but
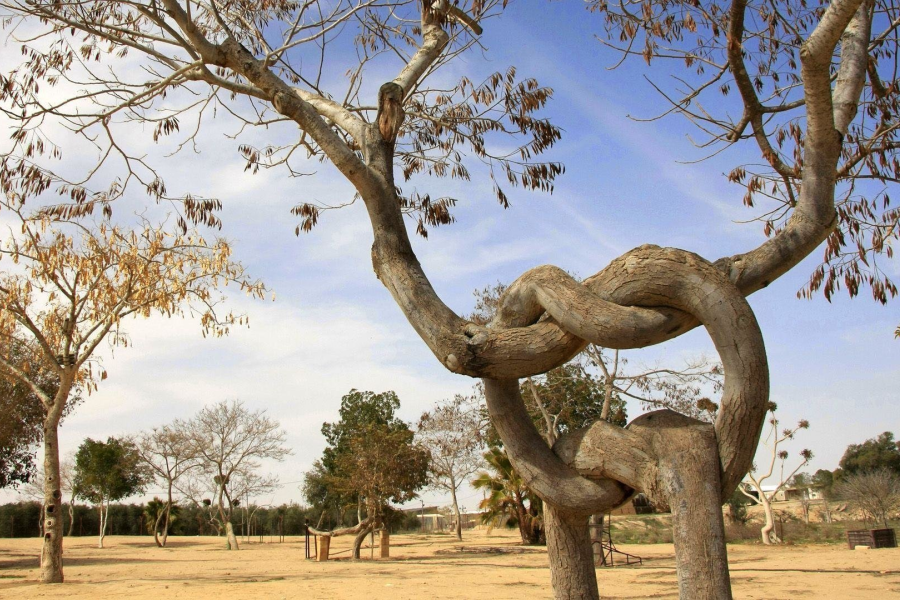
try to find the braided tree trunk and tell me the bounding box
[196,2,868,596]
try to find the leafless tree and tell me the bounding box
[179,399,290,550]
[584,347,722,423]
[133,426,201,547]
[739,405,812,544]
[0,0,890,596]
[417,394,485,540]
[22,456,76,538]
[837,468,900,528]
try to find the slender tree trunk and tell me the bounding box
[153,504,166,548]
[822,499,832,523]
[544,505,599,600]
[450,485,462,541]
[514,491,529,544]
[589,514,605,566]
[759,495,778,544]
[66,498,74,537]
[98,500,109,549]
[357,496,364,525]
[40,412,64,583]
[161,504,170,547]
[225,521,239,550]
[161,481,173,547]
[351,523,372,560]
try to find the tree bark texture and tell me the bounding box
[630,411,733,600]
[98,501,108,548]
[543,505,599,600]
[66,501,74,537]
[589,514,604,566]
[40,414,64,583]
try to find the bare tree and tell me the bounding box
[0,0,889,596]
[584,347,722,423]
[418,394,485,540]
[0,206,263,581]
[739,406,812,544]
[134,426,200,547]
[180,400,290,550]
[837,469,900,528]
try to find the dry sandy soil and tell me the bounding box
[1,529,898,599]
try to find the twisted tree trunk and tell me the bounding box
[205,3,869,597]
[759,495,779,544]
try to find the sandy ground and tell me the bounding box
[1,530,898,599]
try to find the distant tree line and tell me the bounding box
[0,501,337,538]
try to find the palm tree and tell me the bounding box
[143,497,180,547]
[472,447,544,544]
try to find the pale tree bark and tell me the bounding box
[39,409,64,583]
[757,493,779,544]
[98,499,109,549]
[225,522,239,550]
[380,528,390,559]
[152,481,175,548]
[153,508,165,548]
[38,379,73,584]
[161,482,173,547]
[821,499,833,523]
[66,502,74,538]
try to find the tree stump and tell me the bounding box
[316,535,330,561]
[380,529,390,558]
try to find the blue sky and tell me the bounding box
[1,2,897,509]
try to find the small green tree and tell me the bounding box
[337,425,429,558]
[309,389,429,559]
[73,437,149,548]
[321,389,410,523]
[840,432,900,476]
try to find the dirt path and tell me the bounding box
[1,530,898,599]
